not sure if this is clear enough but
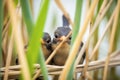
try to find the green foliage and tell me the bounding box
[20,0,34,37]
[67,0,83,79]
[26,0,50,80]
[114,13,120,50]
[14,0,19,7]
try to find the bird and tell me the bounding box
[51,15,86,66]
[16,32,52,65]
[41,32,52,60]
[51,15,71,66]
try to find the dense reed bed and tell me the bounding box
[0,0,120,80]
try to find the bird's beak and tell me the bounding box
[53,36,67,44]
[59,36,66,41]
[40,39,45,44]
[59,36,71,44]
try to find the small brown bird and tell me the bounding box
[52,27,71,66]
[16,32,52,65]
[41,32,52,60]
[51,15,71,66]
[51,15,86,66]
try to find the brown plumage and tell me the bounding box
[51,27,71,66]
[41,32,52,60]
[51,15,86,66]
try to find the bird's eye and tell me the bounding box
[55,33,59,38]
[69,37,72,40]
[55,35,58,38]
[46,39,50,43]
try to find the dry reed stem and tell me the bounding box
[55,0,74,27]
[103,1,120,80]
[83,0,91,75]
[99,0,107,14]
[82,48,89,79]
[1,59,120,76]
[59,0,99,80]
[33,31,72,79]
[75,0,112,79]
[110,50,120,58]
[2,19,10,40]
[1,50,119,71]
[89,6,114,60]
[7,0,31,80]
[21,23,28,45]
[3,28,14,80]
[75,0,112,69]
[75,0,108,68]
[2,18,11,63]
[2,18,10,66]
[33,0,74,79]
[2,32,8,65]
[86,72,92,80]
[1,51,120,76]
[0,64,40,71]
[3,4,21,80]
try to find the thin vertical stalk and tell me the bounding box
[89,10,115,61]
[59,0,99,80]
[20,0,34,37]
[74,0,112,79]
[67,0,83,79]
[7,0,31,80]
[3,30,13,80]
[75,0,112,68]
[93,0,103,79]
[72,0,83,43]
[103,1,120,80]
[0,1,3,80]
[27,0,50,80]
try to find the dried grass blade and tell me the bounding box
[103,1,120,80]
[89,7,115,60]
[3,31,13,80]
[7,0,31,80]
[75,0,112,67]
[27,0,50,80]
[59,0,99,80]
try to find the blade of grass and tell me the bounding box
[114,13,120,50]
[3,4,21,80]
[75,0,112,68]
[3,28,13,80]
[92,0,103,79]
[67,0,83,79]
[20,0,34,37]
[59,0,99,80]
[75,0,113,78]
[74,0,112,79]
[71,0,82,43]
[89,0,113,60]
[26,0,50,80]
[7,0,31,79]
[0,1,3,79]
[33,31,72,79]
